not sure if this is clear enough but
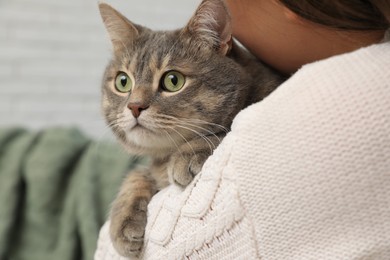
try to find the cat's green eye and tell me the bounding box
[115,72,132,93]
[161,71,185,92]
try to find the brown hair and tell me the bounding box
[278,0,390,31]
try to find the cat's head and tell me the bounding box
[99,0,250,156]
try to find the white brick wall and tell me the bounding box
[0,0,200,139]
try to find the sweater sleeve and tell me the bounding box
[95,41,390,260]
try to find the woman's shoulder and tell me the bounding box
[230,40,389,144]
[301,40,389,78]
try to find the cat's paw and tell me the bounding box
[109,196,148,258]
[168,152,209,187]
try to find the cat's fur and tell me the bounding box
[99,0,284,257]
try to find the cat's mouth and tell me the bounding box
[127,120,156,136]
[132,123,147,131]
[122,118,192,154]
[125,122,150,141]
[128,121,146,131]
[123,120,175,153]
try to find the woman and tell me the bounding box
[96,1,390,259]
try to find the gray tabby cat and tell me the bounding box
[99,0,284,257]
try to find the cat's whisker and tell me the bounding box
[156,114,229,134]
[165,126,197,157]
[92,120,131,156]
[107,118,125,128]
[162,129,185,161]
[153,114,219,153]
[101,114,131,143]
[150,115,183,129]
[175,124,215,154]
[177,120,221,143]
[108,113,132,129]
[184,118,229,133]
[94,116,127,144]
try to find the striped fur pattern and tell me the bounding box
[99,0,284,257]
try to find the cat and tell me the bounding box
[99,0,284,257]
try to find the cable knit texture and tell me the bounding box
[95,40,390,259]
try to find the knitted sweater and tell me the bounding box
[95,38,390,259]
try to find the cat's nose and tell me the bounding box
[127,103,149,118]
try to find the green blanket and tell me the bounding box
[0,128,145,260]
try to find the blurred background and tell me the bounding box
[0,0,200,139]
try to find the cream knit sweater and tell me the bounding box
[95,39,390,259]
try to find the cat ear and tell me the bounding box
[99,3,139,54]
[185,0,232,55]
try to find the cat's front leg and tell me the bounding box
[109,169,156,258]
[168,133,226,187]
